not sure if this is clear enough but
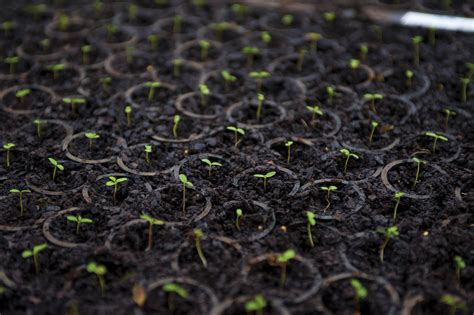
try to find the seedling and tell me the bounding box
[460,77,470,103]
[105,23,118,41]
[442,108,456,130]
[226,126,245,146]
[162,282,189,312]
[9,188,31,217]
[326,86,336,106]
[392,192,404,220]
[106,176,128,202]
[253,171,276,190]
[172,59,183,77]
[1,21,13,36]
[33,119,44,138]
[192,0,207,9]
[93,0,104,14]
[412,36,423,66]
[145,81,161,102]
[323,11,336,23]
[260,31,271,45]
[368,121,379,146]
[453,255,465,287]
[128,4,138,21]
[198,84,210,106]
[140,213,165,251]
[320,185,337,211]
[377,226,399,263]
[22,243,47,274]
[172,115,180,138]
[147,34,159,50]
[85,132,100,150]
[285,140,294,164]
[281,14,294,26]
[81,45,92,65]
[360,43,369,61]
[144,144,152,163]
[48,157,64,181]
[424,131,448,153]
[57,14,69,31]
[349,59,360,74]
[275,249,295,286]
[235,208,243,230]
[405,70,414,87]
[363,93,384,114]
[63,97,86,115]
[193,228,207,267]
[4,56,19,74]
[173,15,182,33]
[245,294,267,315]
[305,32,322,53]
[296,48,307,72]
[306,105,323,125]
[466,62,474,79]
[3,143,15,167]
[306,211,316,247]
[242,46,260,68]
[231,3,248,19]
[47,63,65,80]
[340,148,359,174]
[211,21,229,41]
[124,105,132,128]
[99,76,112,91]
[126,45,134,63]
[86,262,107,293]
[256,93,265,120]
[412,157,425,188]
[40,38,50,52]
[15,88,31,103]
[199,40,211,61]
[440,294,467,315]
[66,215,93,235]
[179,174,193,213]
[201,158,222,177]
[350,279,367,315]
[221,70,237,92]
[249,71,270,93]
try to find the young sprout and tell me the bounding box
[306,105,323,125]
[163,282,189,312]
[392,192,405,220]
[460,77,470,103]
[57,14,69,31]
[424,131,448,153]
[306,32,322,53]
[201,159,222,177]
[235,208,243,230]
[253,171,276,190]
[199,40,211,61]
[172,59,183,77]
[4,56,19,74]
[211,21,229,41]
[105,176,127,203]
[192,0,207,9]
[93,0,104,14]
[377,226,399,263]
[48,157,64,181]
[296,48,307,72]
[323,11,336,23]
[276,249,295,286]
[412,36,423,66]
[144,81,160,102]
[359,43,369,61]
[306,211,316,248]
[242,46,260,68]
[147,34,159,50]
[144,144,152,163]
[3,143,15,167]
[22,243,47,275]
[40,38,51,52]
[285,140,294,164]
[249,71,271,93]
[179,174,193,213]
[66,215,93,235]
[140,213,165,251]
[104,23,119,42]
[281,14,294,26]
[412,157,425,188]
[126,45,134,64]
[256,93,265,120]
[124,105,132,128]
[172,114,180,138]
[85,132,100,150]
[198,84,210,106]
[15,88,31,103]
[406,70,414,87]
[25,3,48,20]
[193,228,207,267]
[128,3,138,21]
[442,108,456,130]
[340,148,359,174]
[245,294,267,315]
[86,262,107,294]
[173,15,182,33]
[9,188,31,217]
[363,93,384,114]
[81,45,92,65]
[466,62,474,79]
[368,121,379,146]
[260,31,271,45]
[350,279,368,315]
[1,21,14,36]
[47,63,65,80]
[349,59,360,73]
[326,86,336,106]
[226,126,245,147]
[221,70,237,92]
[63,97,86,115]
[231,3,248,19]
[440,294,467,315]
[33,119,44,138]
[99,76,112,91]
[453,255,465,287]
[320,185,337,211]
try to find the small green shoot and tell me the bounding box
[15,88,31,103]
[412,36,423,66]
[226,126,245,147]
[460,77,470,103]
[193,228,207,267]
[9,188,31,217]
[172,58,183,77]
[276,249,295,286]
[86,262,107,294]
[453,256,465,288]
[145,81,161,102]
[405,70,414,87]
[4,56,19,74]
[66,215,93,235]
[99,76,112,91]
[360,43,369,60]
[198,84,210,106]
[442,109,456,130]
[326,86,336,106]
[306,32,322,53]
[306,105,323,125]
[323,11,336,23]
[85,132,100,150]
[57,14,69,31]
[199,40,211,61]
[256,93,265,120]
[47,63,65,80]
[260,31,271,45]
[124,105,132,128]
[231,3,248,19]
[440,294,467,315]
[377,226,399,263]
[179,174,193,213]
[63,97,86,114]
[211,21,229,41]
[424,131,448,153]
[105,176,128,203]
[172,115,180,138]
[245,294,267,315]
[201,158,222,177]
[33,119,44,138]
[221,70,237,92]
[369,121,379,146]
[349,59,360,73]
[163,282,189,312]
[253,171,276,190]
[144,144,152,163]
[22,243,47,275]
[363,93,384,114]
[3,143,15,167]
[81,45,92,65]
[321,185,337,211]
[140,213,165,251]
[466,62,474,79]
[249,71,270,93]
[350,279,368,315]
[340,148,359,174]
[128,3,138,21]
[285,140,294,164]
[306,211,316,247]
[242,46,260,68]
[412,157,425,188]
[296,48,307,72]
[48,157,64,181]
[147,34,159,50]
[281,14,294,26]
[392,192,404,220]
[235,208,243,230]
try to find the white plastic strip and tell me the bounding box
[400,11,474,32]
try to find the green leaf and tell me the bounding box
[66,215,78,222]
[10,189,20,193]
[33,243,47,254]
[266,171,276,178]
[105,181,115,186]
[163,282,189,299]
[22,250,33,258]
[201,159,211,166]
[81,218,93,224]
[277,249,296,263]
[254,174,265,178]
[57,164,64,171]
[179,174,188,184]
[115,177,128,183]
[306,211,316,226]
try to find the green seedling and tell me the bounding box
[424,131,448,153]
[199,40,211,61]
[193,228,207,267]
[199,84,210,106]
[25,4,48,20]
[369,121,379,146]
[201,158,222,177]
[3,143,15,167]
[124,105,132,128]
[281,14,294,26]
[226,126,245,147]
[128,4,138,21]
[340,148,359,174]
[326,86,336,106]
[466,62,474,79]
[242,46,260,68]
[163,282,189,312]
[172,114,180,138]
[453,256,465,287]
[48,157,64,181]
[349,59,360,73]
[66,215,93,235]
[231,3,248,19]
[275,249,295,286]
[371,25,383,41]
[256,93,265,120]
[260,31,271,45]
[412,157,425,188]
[22,243,47,275]
[33,119,44,138]
[296,48,307,72]
[125,45,134,64]
[360,43,369,61]
[211,21,229,41]
[460,77,470,103]
[144,144,152,163]
[406,70,414,87]
[442,108,456,130]
[306,32,322,53]
[106,176,128,202]
[321,185,337,211]
[63,97,86,114]
[350,279,368,315]
[235,208,243,230]
[363,93,384,114]
[285,140,294,164]
[147,34,159,50]
[15,88,31,103]
[392,192,405,220]
[47,63,65,80]
[428,27,436,46]
[93,0,104,14]
[172,59,183,77]
[81,45,92,65]
[306,105,323,125]
[99,76,112,91]
[1,21,14,36]
[254,171,276,190]
[86,262,107,293]
[105,23,118,41]
[140,213,165,251]
[221,70,237,92]
[412,36,423,66]
[57,14,69,31]
[192,0,207,9]
[440,294,467,315]
[173,15,182,33]
[245,294,267,315]
[10,188,31,217]
[40,38,50,52]
[145,81,161,102]
[85,132,100,150]
[4,56,19,74]
[323,11,336,23]
[306,211,316,248]
[377,226,399,263]
[179,174,193,213]
[249,71,271,93]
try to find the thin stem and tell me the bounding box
[324,191,331,211]
[280,263,287,287]
[168,292,175,312]
[146,222,153,251]
[113,184,117,203]
[369,126,376,146]
[76,221,80,234]
[182,184,186,213]
[34,253,39,274]
[19,192,24,217]
[195,238,207,267]
[344,156,350,174]
[287,146,291,164]
[380,236,390,263]
[52,166,57,181]
[354,294,361,315]
[432,137,438,153]
[393,198,400,220]
[413,163,421,188]
[307,223,314,247]
[98,274,105,294]
[6,149,11,167]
